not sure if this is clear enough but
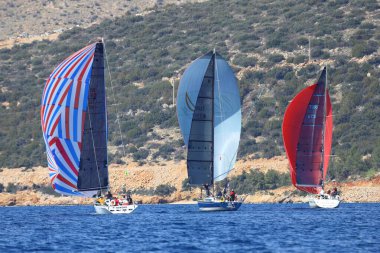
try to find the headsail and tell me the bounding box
[282,67,333,194]
[177,51,241,185]
[41,42,108,196]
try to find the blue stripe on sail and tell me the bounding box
[65,83,74,107]
[46,105,62,134]
[46,105,61,134]
[51,78,69,105]
[73,109,78,141]
[42,78,55,106]
[82,81,90,111]
[52,150,78,183]
[65,139,79,167]
[54,184,80,195]
[58,120,63,138]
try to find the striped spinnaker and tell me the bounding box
[41,43,97,196]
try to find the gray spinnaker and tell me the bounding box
[177,51,241,186]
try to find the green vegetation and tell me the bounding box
[154,184,177,196]
[0,0,378,183]
[225,169,291,194]
[131,184,176,196]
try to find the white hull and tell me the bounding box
[94,204,138,214]
[198,197,242,212]
[309,195,340,208]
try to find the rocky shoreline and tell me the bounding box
[1,180,379,207]
[1,158,379,207]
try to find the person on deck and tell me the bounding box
[127,194,133,205]
[229,189,236,201]
[204,184,211,197]
[331,187,338,197]
[106,191,113,200]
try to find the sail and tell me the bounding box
[282,67,333,194]
[41,42,108,196]
[177,51,241,185]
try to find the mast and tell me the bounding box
[320,66,328,188]
[211,50,215,186]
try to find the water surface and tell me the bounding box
[0,203,379,252]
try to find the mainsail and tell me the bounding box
[282,67,333,194]
[177,51,241,186]
[41,42,108,196]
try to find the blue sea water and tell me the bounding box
[0,203,379,252]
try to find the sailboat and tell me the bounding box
[282,67,340,208]
[41,40,137,214]
[177,50,242,211]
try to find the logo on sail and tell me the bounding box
[185,91,195,112]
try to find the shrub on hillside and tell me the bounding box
[132,148,149,161]
[181,178,190,191]
[155,184,176,196]
[6,183,18,193]
[352,41,378,58]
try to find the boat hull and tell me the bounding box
[309,196,340,208]
[198,201,242,211]
[94,204,138,214]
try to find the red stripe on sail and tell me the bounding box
[54,139,79,176]
[323,91,333,179]
[58,80,73,105]
[74,54,94,108]
[57,174,77,190]
[49,115,61,136]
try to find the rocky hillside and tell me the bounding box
[0,0,379,185]
[0,0,206,41]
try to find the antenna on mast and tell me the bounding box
[308,36,311,63]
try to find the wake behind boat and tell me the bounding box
[177,50,242,211]
[282,67,341,208]
[41,40,137,214]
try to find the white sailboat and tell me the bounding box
[177,50,242,211]
[41,40,137,214]
[282,67,341,208]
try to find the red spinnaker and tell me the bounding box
[282,68,333,194]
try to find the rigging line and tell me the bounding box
[214,52,224,122]
[87,104,103,191]
[103,39,127,159]
[213,149,239,181]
